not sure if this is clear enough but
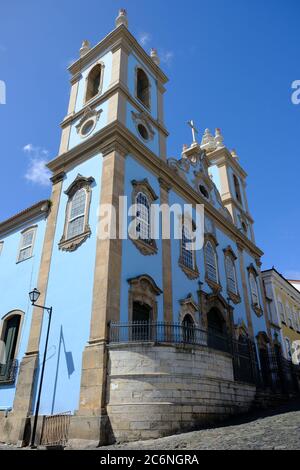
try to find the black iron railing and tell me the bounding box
[0,359,18,385]
[109,321,230,353]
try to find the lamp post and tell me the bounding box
[28,288,53,449]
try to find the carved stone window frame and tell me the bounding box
[131,110,155,143]
[0,310,24,363]
[223,245,241,304]
[178,215,199,280]
[179,294,199,326]
[130,179,158,256]
[16,225,37,263]
[76,106,102,139]
[135,65,152,111]
[59,174,95,252]
[128,274,163,323]
[247,263,263,317]
[204,233,222,293]
[84,61,105,105]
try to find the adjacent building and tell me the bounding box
[263,268,300,363]
[0,10,298,447]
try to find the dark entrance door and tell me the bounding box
[132,302,152,341]
[207,307,228,352]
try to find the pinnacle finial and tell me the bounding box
[215,128,225,148]
[231,149,239,160]
[150,48,160,66]
[80,40,90,57]
[201,128,216,151]
[115,9,128,28]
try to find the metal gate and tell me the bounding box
[40,412,71,447]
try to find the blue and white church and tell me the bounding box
[0,10,273,447]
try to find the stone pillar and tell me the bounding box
[256,259,272,343]
[10,173,64,444]
[157,83,167,160]
[237,242,254,337]
[59,73,81,155]
[159,178,173,323]
[108,43,129,125]
[69,145,126,447]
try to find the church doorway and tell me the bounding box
[207,307,228,351]
[132,301,152,341]
[182,314,195,344]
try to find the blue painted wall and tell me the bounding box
[0,216,47,409]
[35,153,102,415]
[120,156,164,323]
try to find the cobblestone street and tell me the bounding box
[0,401,299,451]
[100,400,300,451]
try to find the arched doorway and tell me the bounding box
[182,314,195,344]
[132,301,152,341]
[207,307,228,352]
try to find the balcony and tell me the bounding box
[0,359,18,385]
[109,321,230,354]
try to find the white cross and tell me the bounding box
[187,120,198,143]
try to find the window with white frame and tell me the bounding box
[278,301,286,323]
[225,256,237,294]
[205,241,218,283]
[181,225,195,270]
[136,192,151,242]
[67,188,87,240]
[285,337,292,358]
[287,307,294,329]
[249,272,259,306]
[17,227,36,262]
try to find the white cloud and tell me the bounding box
[139,32,151,47]
[160,50,174,67]
[23,144,51,186]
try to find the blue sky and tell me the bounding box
[0,0,299,277]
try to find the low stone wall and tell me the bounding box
[106,343,256,442]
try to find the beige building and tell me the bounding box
[262,268,300,363]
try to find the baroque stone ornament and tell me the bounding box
[59,174,95,252]
[76,106,102,138]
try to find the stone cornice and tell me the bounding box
[68,25,168,85]
[47,121,263,258]
[60,81,169,138]
[207,147,248,179]
[262,269,300,305]
[0,200,50,237]
[221,196,254,223]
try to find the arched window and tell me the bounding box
[136,68,150,108]
[205,241,218,283]
[181,225,195,270]
[67,188,87,240]
[182,314,195,344]
[233,174,242,203]
[249,272,259,306]
[225,256,237,294]
[59,174,94,251]
[17,226,37,262]
[0,313,22,383]
[85,64,102,102]
[136,192,150,242]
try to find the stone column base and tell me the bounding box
[67,414,112,449]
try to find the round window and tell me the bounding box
[199,185,209,199]
[137,123,149,141]
[81,119,95,137]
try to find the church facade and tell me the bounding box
[0,10,295,447]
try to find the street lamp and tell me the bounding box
[28,288,53,449]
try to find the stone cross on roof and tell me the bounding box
[187,120,198,144]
